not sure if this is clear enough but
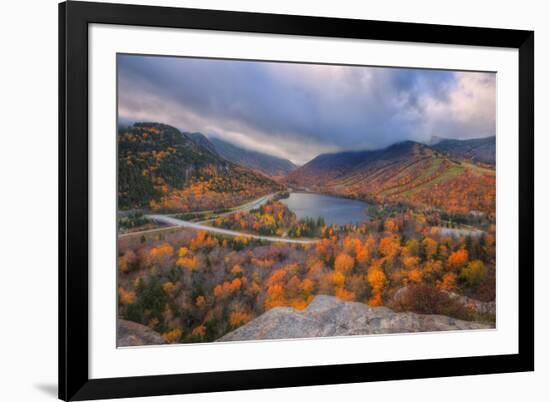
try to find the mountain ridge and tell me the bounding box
[287,139,495,214]
[431,136,495,164]
[188,132,218,155]
[118,122,282,211]
[209,137,297,177]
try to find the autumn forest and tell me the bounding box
[117,56,497,346]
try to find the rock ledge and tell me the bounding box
[117,319,166,347]
[219,295,492,342]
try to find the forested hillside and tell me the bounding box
[287,141,495,215]
[118,123,282,211]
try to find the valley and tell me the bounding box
[117,122,496,345]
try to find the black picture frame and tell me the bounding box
[59,1,534,400]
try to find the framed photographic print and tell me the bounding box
[59,1,534,400]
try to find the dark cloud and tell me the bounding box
[118,54,495,164]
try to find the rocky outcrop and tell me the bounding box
[445,292,496,316]
[218,295,491,342]
[117,319,166,347]
[393,286,496,316]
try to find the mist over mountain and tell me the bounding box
[119,55,496,164]
[208,137,297,177]
[431,136,496,165]
[188,132,218,155]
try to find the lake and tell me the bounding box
[280,192,370,226]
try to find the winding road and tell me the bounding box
[120,192,318,244]
[146,214,318,245]
[194,193,276,223]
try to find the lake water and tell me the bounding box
[280,192,370,226]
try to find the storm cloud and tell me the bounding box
[118,54,496,165]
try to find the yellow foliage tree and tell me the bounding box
[460,260,488,287]
[176,255,200,272]
[423,238,438,259]
[162,281,176,295]
[195,295,206,307]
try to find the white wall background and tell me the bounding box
[0,0,546,401]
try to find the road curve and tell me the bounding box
[193,193,276,223]
[147,214,318,245]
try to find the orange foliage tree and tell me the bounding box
[334,253,355,274]
[379,235,401,261]
[448,249,469,270]
[367,263,387,306]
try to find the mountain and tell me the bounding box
[209,137,297,177]
[288,140,420,185]
[218,295,490,341]
[118,123,282,210]
[188,132,218,155]
[431,136,495,165]
[287,141,495,215]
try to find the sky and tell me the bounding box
[118,54,496,165]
